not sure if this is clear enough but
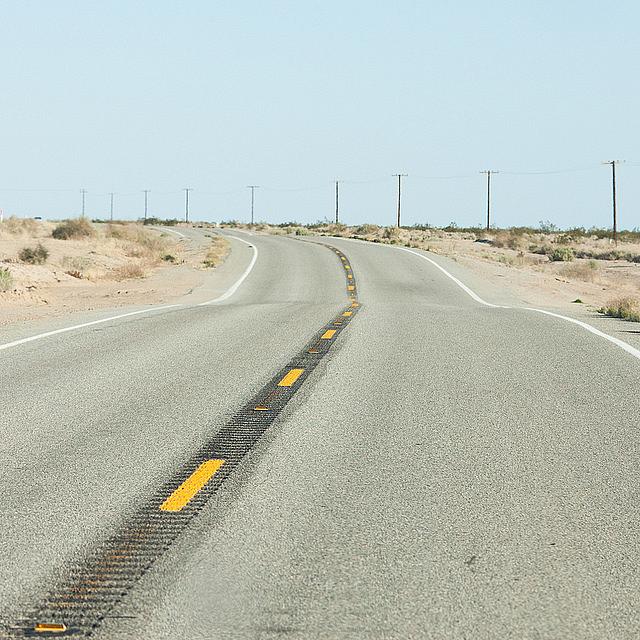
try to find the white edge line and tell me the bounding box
[0,305,182,352]
[525,308,640,361]
[159,227,186,238]
[197,234,258,305]
[341,238,640,363]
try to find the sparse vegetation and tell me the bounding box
[560,260,598,282]
[548,247,575,262]
[52,218,95,240]
[0,267,14,291]
[112,262,145,280]
[202,236,230,268]
[19,243,49,264]
[599,297,640,323]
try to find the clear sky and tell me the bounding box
[1,1,639,228]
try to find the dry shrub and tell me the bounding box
[19,243,49,264]
[493,230,527,250]
[560,260,598,282]
[112,262,145,280]
[600,297,640,322]
[52,218,95,240]
[203,236,230,268]
[355,224,379,235]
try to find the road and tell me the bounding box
[1,229,639,639]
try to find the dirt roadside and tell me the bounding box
[0,219,228,327]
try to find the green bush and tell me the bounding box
[52,218,95,239]
[0,267,13,291]
[18,243,49,264]
[548,247,575,262]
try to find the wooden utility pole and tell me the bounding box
[183,188,192,223]
[109,192,114,221]
[603,161,621,244]
[142,190,150,221]
[335,180,340,224]
[392,174,407,227]
[480,170,498,230]
[247,186,259,225]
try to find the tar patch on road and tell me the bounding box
[3,244,360,639]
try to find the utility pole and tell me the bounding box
[247,186,259,225]
[480,170,499,231]
[109,192,114,221]
[335,180,340,224]
[183,188,192,223]
[392,174,407,227]
[143,189,150,221]
[602,161,621,245]
[80,189,87,218]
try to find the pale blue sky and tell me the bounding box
[1,1,639,228]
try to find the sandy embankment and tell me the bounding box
[0,218,229,327]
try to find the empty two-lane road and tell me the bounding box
[2,233,639,639]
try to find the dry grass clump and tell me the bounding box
[106,223,170,260]
[0,267,14,291]
[111,262,145,280]
[599,297,640,322]
[52,218,95,240]
[1,216,40,236]
[202,236,230,268]
[560,260,599,282]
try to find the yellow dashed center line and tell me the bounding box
[160,459,225,512]
[277,368,305,387]
[347,285,355,291]
[342,311,353,317]
[321,329,337,339]
[34,623,67,634]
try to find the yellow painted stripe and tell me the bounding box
[347,285,355,291]
[35,623,67,633]
[341,256,346,261]
[321,329,336,339]
[277,368,304,387]
[345,265,351,270]
[351,302,359,307]
[347,274,353,279]
[342,311,352,316]
[160,459,225,512]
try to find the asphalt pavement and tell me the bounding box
[1,229,639,639]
